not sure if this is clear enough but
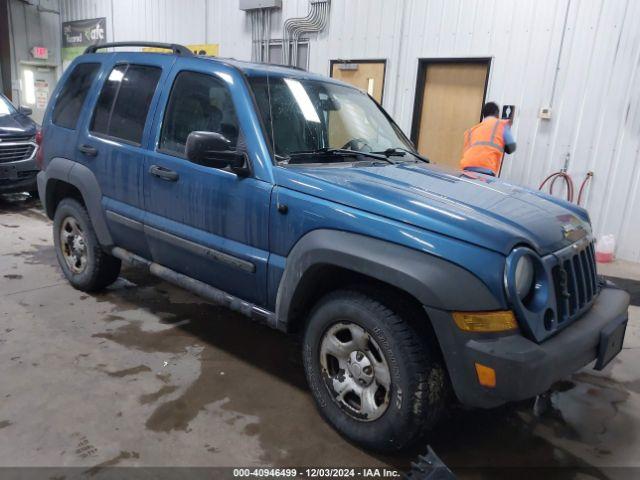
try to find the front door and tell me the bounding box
[143,62,272,306]
[412,60,489,168]
[330,60,386,104]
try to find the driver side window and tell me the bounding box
[159,71,239,158]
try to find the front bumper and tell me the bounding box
[0,168,38,193]
[0,144,38,193]
[427,286,630,408]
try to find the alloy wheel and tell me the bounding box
[319,321,391,421]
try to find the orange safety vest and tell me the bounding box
[459,117,508,175]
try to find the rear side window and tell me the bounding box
[90,64,162,145]
[52,63,100,129]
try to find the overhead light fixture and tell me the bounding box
[108,68,124,82]
[284,78,320,123]
[23,69,36,105]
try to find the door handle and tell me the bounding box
[78,144,98,157]
[149,164,179,182]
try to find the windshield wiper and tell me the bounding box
[285,148,395,164]
[372,147,430,163]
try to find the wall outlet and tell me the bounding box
[539,107,552,119]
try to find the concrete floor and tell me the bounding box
[1,193,640,478]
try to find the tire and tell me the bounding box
[302,289,447,452]
[53,198,121,292]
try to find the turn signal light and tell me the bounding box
[475,363,496,388]
[452,310,517,332]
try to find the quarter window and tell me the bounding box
[52,63,100,129]
[90,64,162,145]
[159,71,240,157]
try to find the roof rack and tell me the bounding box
[84,42,193,56]
[220,57,307,71]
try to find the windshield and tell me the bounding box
[0,95,17,117]
[249,75,413,162]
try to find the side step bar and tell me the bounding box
[111,247,278,330]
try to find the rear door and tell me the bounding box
[143,60,272,306]
[76,53,175,257]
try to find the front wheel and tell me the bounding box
[302,290,447,452]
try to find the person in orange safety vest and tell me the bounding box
[459,102,516,176]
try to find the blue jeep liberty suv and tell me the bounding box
[37,42,629,452]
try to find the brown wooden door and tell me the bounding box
[414,61,489,168]
[331,61,385,103]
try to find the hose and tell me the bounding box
[577,171,594,206]
[549,172,574,201]
[539,171,574,202]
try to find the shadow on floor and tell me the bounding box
[604,276,640,306]
[0,192,44,220]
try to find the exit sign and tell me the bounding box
[31,46,48,59]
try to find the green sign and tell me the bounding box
[62,18,106,62]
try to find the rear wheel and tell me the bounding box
[302,289,447,452]
[53,198,121,291]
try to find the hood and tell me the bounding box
[275,162,591,255]
[0,112,37,138]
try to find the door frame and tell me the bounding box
[329,58,387,103]
[18,61,59,123]
[410,57,492,146]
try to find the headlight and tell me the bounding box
[505,247,553,340]
[514,255,534,300]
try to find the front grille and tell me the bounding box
[0,135,34,142]
[17,170,38,179]
[0,143,36,163]
[0,170,38,186]
[551,240,599,323]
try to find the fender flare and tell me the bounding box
[40,157,113,247]
[274,229,502,330]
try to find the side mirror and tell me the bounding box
[19,106,33,116]
[185,131,249,177]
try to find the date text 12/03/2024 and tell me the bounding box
[232,468,401,478]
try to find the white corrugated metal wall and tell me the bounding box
[60,0,640,261]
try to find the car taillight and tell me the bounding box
[35,129,44,170]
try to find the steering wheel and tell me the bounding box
[341,138,373,152]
